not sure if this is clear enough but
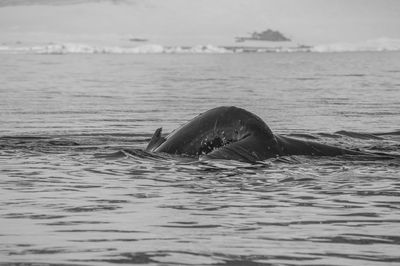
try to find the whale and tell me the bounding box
[145,106,380,162]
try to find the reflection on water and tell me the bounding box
[1,52,400,265]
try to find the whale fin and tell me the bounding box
[146,127,166,151]
[202,135,279,163]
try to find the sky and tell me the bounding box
[0,0,399,46]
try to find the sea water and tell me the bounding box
[0,52,400,265]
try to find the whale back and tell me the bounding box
[151,106,274,157]
[146,106,397,162]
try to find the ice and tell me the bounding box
[312,38,400,53]
[1,38,400,54]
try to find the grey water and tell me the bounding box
[1,52,400,266]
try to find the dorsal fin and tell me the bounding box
[146,128,166,151]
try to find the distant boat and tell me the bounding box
[129,38,148,42]
[236,29,291,42]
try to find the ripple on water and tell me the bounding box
[1,52,400,266]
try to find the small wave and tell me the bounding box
[121,149,172,160]
[284,133,319,140]
[335,130,383,140]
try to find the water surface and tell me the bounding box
[1,52,400,265]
